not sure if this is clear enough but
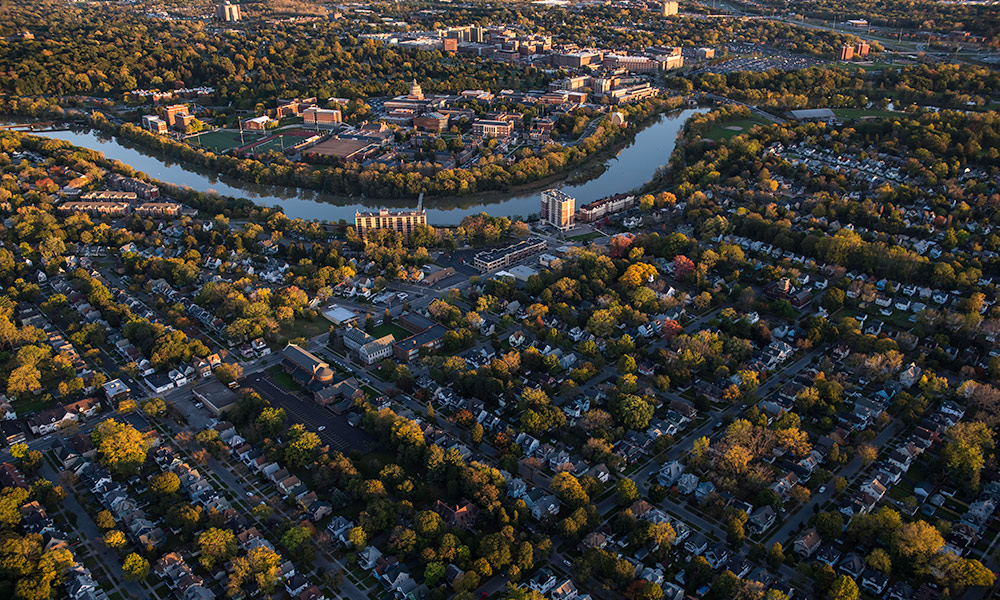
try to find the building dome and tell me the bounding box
[315,366,335,383]
[408,80,424,100]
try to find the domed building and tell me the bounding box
[408,80,424,101]
[281,343,337,389]
[610,111,627,127]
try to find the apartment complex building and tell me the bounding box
[354,208,427,239]
[473,238,548,271]
[577,193,635,223]
[541,189,576,231]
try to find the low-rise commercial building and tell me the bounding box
[473,237,547,271]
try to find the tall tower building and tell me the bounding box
[541,189,575,231]
[661,1,679,16]
[216,1,242,22]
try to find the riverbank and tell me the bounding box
[1,106,706,224]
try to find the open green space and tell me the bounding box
[266,365,302,392]
[187,130,263,152]
[703,116,771,141]
[248,134,303,155]
[281,317,329,341]
[567,231,604,242]
[371,322,411,340]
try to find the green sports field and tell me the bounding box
[188,130,263,152]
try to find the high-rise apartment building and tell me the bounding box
[855,41,870,59]
[839,45,855,61]
[661,1,679,16]
[355,208,427,239]
[216,1,242,21]
[541,189,575,231]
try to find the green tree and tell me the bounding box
[122,553,149,581]
[828,575,858,600]
[91,419,149,476]
[104,530,127,551]
[150,472,180,495]
[198,528,237,569]
[616,478,640,505]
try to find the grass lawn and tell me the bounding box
[11,396,52,415]
[187,130,263,153]
[703,116,771,141]
[370,322,411,340]
[567,231,604,242]
[248,134,304,155]
[281,317,329,341]
[834,108,902,120]
[270,370,302,392]
[361,385,380,398]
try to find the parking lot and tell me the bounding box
[243,372,374,454]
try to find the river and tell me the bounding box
[4,108,704,225]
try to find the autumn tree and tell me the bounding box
[150,472,180,495]
[91,419,149,476]
[122,553,149,581]
[198,528,237,569]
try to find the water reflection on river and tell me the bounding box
[5,108,704,225]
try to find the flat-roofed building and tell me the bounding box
[839,45,854,61]
[551,51,603,68]
[696,47,716,60]
[609,83,660,105]
[165,104,190,129]
[473,237,547,271]
[193,380,238,415]
[603,54,660,73]
[472,119,514,138]
[541,189,575,230]
[855,41,870,59]
[302,107,342,128]
[142,115,168,134]
[354,208,427,239]
[414,112,449,133]
[660,1,678,15]
[216,1,242,21]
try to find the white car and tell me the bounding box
[318,425,326,431]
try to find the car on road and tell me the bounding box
[818,486,826,494]
[563,559,572,567]
[245,491,253,497]
[194,402,203,408]
[318,425,326,431]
